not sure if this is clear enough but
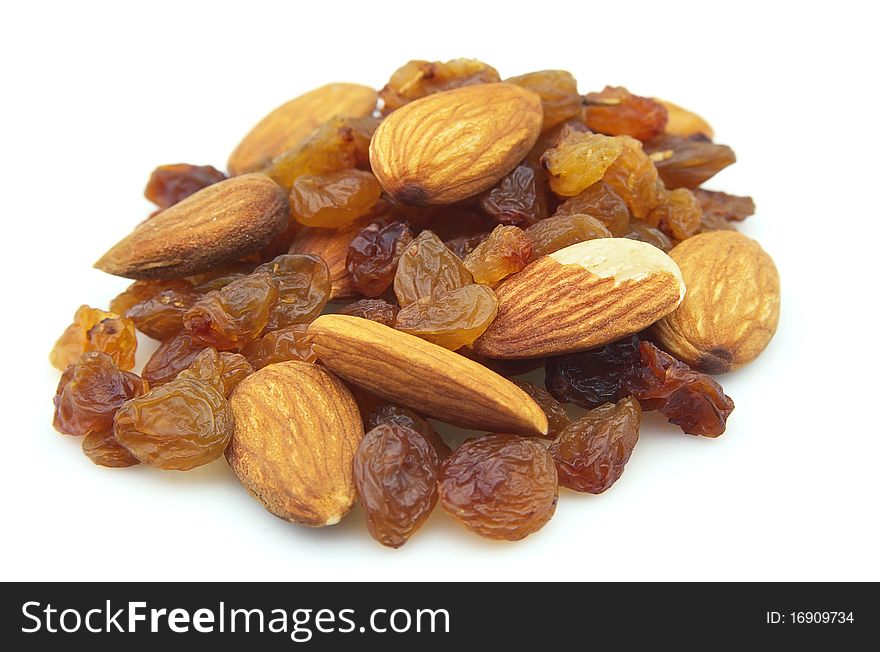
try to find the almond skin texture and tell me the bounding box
[652,231,780,373]
[307,315,548,436]
[228,83,378,176]
[226,361,363,527]
[95,174,288,280]
[472,239,686,359]
[369,83,543,205]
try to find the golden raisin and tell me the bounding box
[506,70,582,130]
[289,169,382,228]
[602,135,660,218]
[347,221,415,297]
[50,305,137,371]
[142,331,208,387]
[542,131,623,197]
[82,429,140,468]
[379,58,500,113]
[463,225,532,286]
[339,299,399,327]
[478,162,549,227]
[645,133,736,189]
[144,163,225,211]
[176,348,253,398]
[393,230,472,306]
[553,181,631,236]
[525,213,611,258]
[126,288,201,341]
[241,325,317,369]
[511,380,570,439]
[254,254,330,330]
[395,284,498,350]
[647,187,703,241]
[584,86,668,142]
[366,404,452,461]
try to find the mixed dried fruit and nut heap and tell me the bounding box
[50,58,781,547]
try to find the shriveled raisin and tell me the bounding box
[545,335,641,409]
[379,58,499,113]
[354,423,440,548]
[126,288,201,340]
[623,341,734,437]
[692,189,755,223]
[183,273,278,349]
[444,232,489,260]
[339,299,399,327]
[542,130,623,197]
[176,347,252,398]
[142,331,208,387]
[645,133,736,189]
[82,429,140,468]
[254,254,330,330]
[549,397,641,493]
[511,380,570,439]
[110,279,194,316]
[584,86,668,142]
[289,217,374,300]
[240,325,316,369]
[346,220,414,297]
[289,169,382,228]
[114,378,233,470]
[506,70,582,130]
[395,284,498,350]
[50,306,137,371]
[647,187,703,241]
[53,352,145,437]
[366,404,451,461]
[393,230,472,306]
[478,162,549,227]
[187,262,257,293]
[266,116,379,189]
[624,219,674,251]
[527,119,591,167]
[144,164,226,211]
[439,434,558,541]
[525,213,611,258]
[602,135,660,218]
[463,225,532,285]
[553,181,630,236]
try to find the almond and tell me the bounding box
[95,174,288,280]
[228,83,378,176]
[652,231,780,373]
[369,83,542,205]
[472,238,686,358]
[306,315,548,436]
[226,361,363,527]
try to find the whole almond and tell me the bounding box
[95,174,288,280]
[226,361,363,527]
[228,83,378,175]
[307,315,548,436]
[652,231,780,373]
[369,83,543,205]
[472,239,686,358]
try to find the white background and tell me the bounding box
[1,0,877,581]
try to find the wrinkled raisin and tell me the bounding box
[478,162,549,227]
[395,284,498,350]
[339,299,399,327]
[241,325,317,369]
[624,219,674,251]
[110,279,194,316]
[525,213,611,258]
[82,429,140,468]
[254,254,330,330]
[584,86,668,142]
[624,341,734,437]
[366,404,451,461]
[289,169,382,228]
[183,274,278,350]
[506,70,582,130]
[354,423,440,548]
[53,352,145,437]
[379,58,499,113]
[542,131,623,197]
[545,335,641,409]
[347,220,414,297]
[692,189,755,223]
[463,225,532,285]
[394,230,472,306]
[444,232,489,260]
[549,397,641,493]
[511,380,570,439]
[439,434,558,541]
[176,347,253,398]
[50,305,137,371]
[144,164,226,211]
[645,134,736,189]
[553,181,630,236]
[114,378,233,470]
[126,288,201,341]
[602,135,660,218]
[142,331,208,387]
[647,187,703,241]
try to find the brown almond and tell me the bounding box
[369,83,543,205]
[473,239,686,358]
[228,83,378,176]
[227,361,363,527]
[95,174,288,280]
[307,315,548,436]
[652,230,780,373]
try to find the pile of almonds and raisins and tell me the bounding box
[50,58,780,547]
